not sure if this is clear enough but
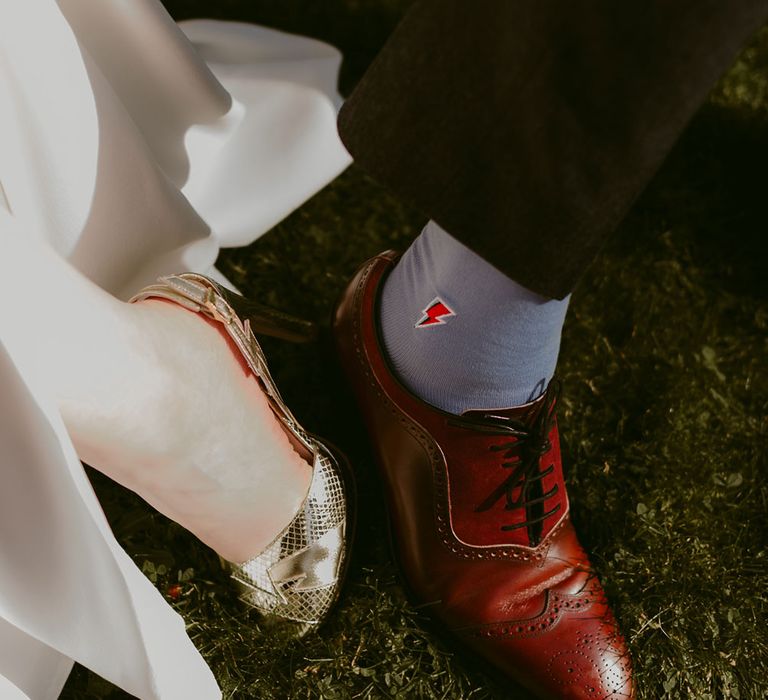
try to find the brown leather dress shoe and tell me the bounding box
[333,251,634,699]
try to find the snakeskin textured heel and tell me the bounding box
[130,273,354,637]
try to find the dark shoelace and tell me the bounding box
[448,382,561,546]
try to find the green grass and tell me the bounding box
[62,5,767,699]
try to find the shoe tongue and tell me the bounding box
[460,392,548,427]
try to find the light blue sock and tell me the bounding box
[379,221,570,414]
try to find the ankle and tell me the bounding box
[57,301,175,456]
[65,298,313,562]
[380,221,570,413]
[130,299,314,559]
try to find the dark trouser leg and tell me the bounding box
[333,7,766,695]
[338,0,768,299]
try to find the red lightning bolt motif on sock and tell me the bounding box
[415,297,456,328]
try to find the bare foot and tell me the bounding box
[60,299,312,563]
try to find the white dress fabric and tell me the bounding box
[0,1,351,698]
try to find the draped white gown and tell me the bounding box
[0,1,352,698]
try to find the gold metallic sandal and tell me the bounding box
[130,273,354,637]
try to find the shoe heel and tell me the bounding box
[132,272,317,343]
[217,286,318,343]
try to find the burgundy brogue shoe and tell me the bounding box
[333,251,634,700]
